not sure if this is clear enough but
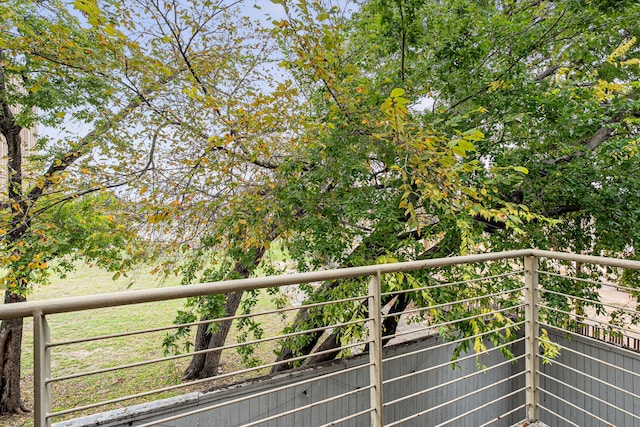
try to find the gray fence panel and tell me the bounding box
[56,335,523,427]
[542,329,640,427]
[381,335,525,427]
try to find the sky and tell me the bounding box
[243,1,287,21]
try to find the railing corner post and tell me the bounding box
[368,271,383,427]
[524,256,540,423]
[33,310,51,427]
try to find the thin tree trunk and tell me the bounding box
[182,292,244,380]
[380,292,410,347]
[300,331,340,367]
[294,291,411,369]
[270,282,334,373]
[0,292,28,414]
[0,59,29,414]
[182,242,271,380]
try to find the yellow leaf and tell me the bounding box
[607,37,637,63]
[390,88,405,98]
[513,166,528,174]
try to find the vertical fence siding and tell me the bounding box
[57,322,640,427]
[5,249,640,426]
[381,335,526,427]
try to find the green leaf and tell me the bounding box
[462,129,484,141]
[452,146,467,157]
[458,140,476,151]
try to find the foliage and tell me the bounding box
[1,0,295,411]
[4,0,639,398]
[0,0,144,293]
[0,194,141,292]
[258,0,640,371]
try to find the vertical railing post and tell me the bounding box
[524,256,540,422]
[368,271,383,427]
[33,310,51,427]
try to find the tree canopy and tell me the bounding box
[171,0,640,377]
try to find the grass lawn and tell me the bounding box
[0,263,291,427]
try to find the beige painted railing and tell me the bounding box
[3,249,640,426]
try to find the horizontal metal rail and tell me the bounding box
[540,288,631,315]
[538,269,640,295]
[48,316,369,384]
[382,303,525,342]
[539,387,611,425]
[318,407,373,427]
[386,372,523,426]
[541,322,640,361]
[435,386,525,427]
[48,337,373,419]
[384,354,526,410]
[383,338,526,389]
[381,287,524,320]
[531,249,640,270]
[141,363,372,427]
[48,293,367,348]
[380,270,525,298]
[0,250,534,320]
[239,385,372,427]
[4,249,638,322]
[540,305,640,338]
[539,369,640,422]
[383,320,526,365]
[540,327,640,377]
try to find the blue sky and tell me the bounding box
[243,1,287,21]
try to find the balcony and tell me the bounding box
[2,249,640,426]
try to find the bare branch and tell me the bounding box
[534,64,561,82]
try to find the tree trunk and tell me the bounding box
[278,291,411,370]
[270,282,334,373]
[0,59,29,414]
[182,292,244,380]
[0,292,28,414]
[300,331,340,367]
[182,243,271,380]
[380,292,410,347]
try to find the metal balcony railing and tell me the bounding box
[2,249,640,426]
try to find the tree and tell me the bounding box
[391,0,640,254]
[164,0,640,374]
[165,0,542,375]
[0,0,283,411]
[0,0,147,411]
[109,0,303,380]
[268,0,640,368]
